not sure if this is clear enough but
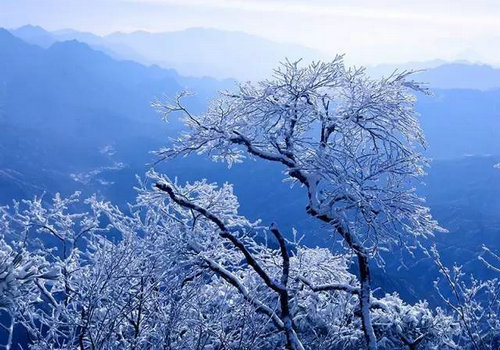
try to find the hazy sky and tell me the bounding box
[1,0,500,66]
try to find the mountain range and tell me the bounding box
[0,27,231,201]
[10,25,323,80]
[11,24,500,90]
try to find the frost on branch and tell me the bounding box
[0,209,59,349]
[479,245,500,273]
[156,58,441,254]
[372,294,459,349]
[432,246,500,349]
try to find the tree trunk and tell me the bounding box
[357,253,377,350]
[304,203,378,349]
[5,315,14,350]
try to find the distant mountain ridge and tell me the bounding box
[415,63,500,90]
[105,27,326,80]
[11,25,500,89]
[10,25,323,80]
[369,60,500,91]
[9,24,147,62]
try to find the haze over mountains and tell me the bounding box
[369,60,500,91]
[10,25,323,80]
[10,24,500,90]
[0,27,231,201]
[1,25,499,302]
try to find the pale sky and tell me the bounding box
[1,0,500,66]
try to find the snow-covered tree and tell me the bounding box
[0,238,58,350]
[148,172,470,350]
[2,192,206,349]
[155,58,443,349]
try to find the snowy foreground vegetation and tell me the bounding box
[1,59,499,349]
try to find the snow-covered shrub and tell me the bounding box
[0,184,498,349]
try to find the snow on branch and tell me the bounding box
[156,58,442,256]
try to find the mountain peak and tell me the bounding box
[415,62,500,90]
[46,39,111,64]
[9,24,55,48]
[0,27,37,49]
[13,24,49,35]
[0,27,16,39]
[49,38,91,50]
